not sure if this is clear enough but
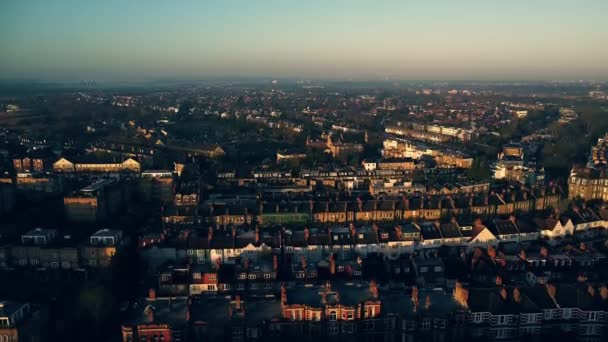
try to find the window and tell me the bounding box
[328,324,338,335]
[248,274,256,280]
[385,318,395,330]
[264,273,271,279]
[497,315,508,325]
[192,273,201,279]
[544,310,554,320]
[207,284,216,291]
[563,308,572,319]
[587,312,598,321]
[523,314,537,324]
[238,273,246,280]
[366,321,375,330]
[237,283,245,290]
[473,313,483,323]
[342,323,354,333]
[209,275,216,281]
[329,311,337,321]
[265,282,272,289]
[421,319,431,329]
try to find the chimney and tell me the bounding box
[508,215,516,224]
[587,285,595,297]
[309,199,314,213]
[519,249,527,261]
[231,227,237,239]
[207,227,214,243]
[452,281,469,309]
[395,225,402,237]
[235,295,242,309]
[280,283,287,305]
[499,287,508,301]
[357,197,363,212]
[357,256,363,265]
[273,255,279,272]
[255,227,260,244]
[600,286,608,300]
[301,256,307,270]
[425,295,431,310]
[304,228,310,243]
[148,288,156,300]
[349,223,356,238]
[495,276,503,286]
[487,245,496,261]
[577,274,587,283]
[146,306,154,322]
[370,281,378,299]
[402,197,409,210]
[329,254,336,274]
[545,284,559,308]
[540,246,548,258]
[412,286,419,312]
[513,288,521,303]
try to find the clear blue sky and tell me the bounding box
[1,0,607,82]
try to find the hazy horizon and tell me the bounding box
[2,0,607,82]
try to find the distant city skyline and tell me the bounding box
[1,0,607,82]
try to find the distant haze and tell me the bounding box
[1,0,607,82]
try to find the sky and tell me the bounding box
[1,0,607,82]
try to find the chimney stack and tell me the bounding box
[412,286,419,312]
[370,281,378,299]
[273,255,279,272]
[513,288,521,303]
[255,226,260,244]
[329,254,336,275]
[304,227,310,243]
[499,287,508,301]
[207,227,214,243]
[148,288,156,300]
[587,285,596,297]
[280,283,287,305]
